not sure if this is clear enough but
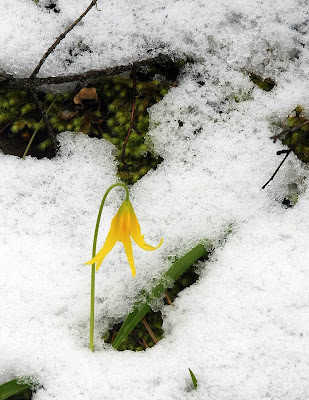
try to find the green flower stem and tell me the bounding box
[90,182,129,352]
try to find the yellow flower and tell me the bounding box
[85,200,163,277]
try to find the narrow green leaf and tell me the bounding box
[0,379,32,400]
[112,243,209,349]
[188,368,198,389]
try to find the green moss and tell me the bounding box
[0,58,187,176]
[249,72,276,91]
[281,106,309,163]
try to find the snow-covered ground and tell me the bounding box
[0,1,308,399]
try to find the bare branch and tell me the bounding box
[261,150,292,190]
[270,120,309,142]
[27,82,59,155]
[30,0,98,80]
[262,134,305,189]
[2,55,172,88]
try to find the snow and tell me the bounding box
[1,0,309,399]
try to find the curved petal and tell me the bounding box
[122,237,136,277]
[128,202,163,251]
[85,231,117,271]
[132,234,163,251]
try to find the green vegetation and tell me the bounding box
[249,72,276,91]
[0,60,187,183]
[105,243,211,351]
[0,378,33,400]
[188,368,198,389]
[281,105,309,163]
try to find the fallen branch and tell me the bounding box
[30,0,98,80]
[262,150,292,190]
[141,317,158,344]
[262,134,305,189]
[11,0,98,157]
[270,120,309,142]
[1,55,172,89]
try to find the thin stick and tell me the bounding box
[142,337,150,349]
[2,55,173,88]
[141,317,158,344]
[0,117,16,135]
[30,0,98,79]
[262,150,292,189]
[132,124,142,136]
[165,291,173,305]
[28,83,59,155]
[132,331,144,347]
[22,98,57,159]
[262,134,304,189]
[110,327,117,345]
[121,71,137,166]
[270,121,309,142]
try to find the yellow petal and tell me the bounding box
[85,231,117,271]
[128,202,163,251]
[133,234,163,251]
[117,203,131,243]
[122,237,136,277]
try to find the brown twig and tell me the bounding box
[262,150,292,189]
[141,317,158,344]
[270,120,309,142]
[1,55,173,88]
[0,117,17,135]
[165,291,173,305]
[24,1,98,157]
[30,0,98,80]
[110,327,117,345]
[121,70,138,166]
[262,135,304,189]
[27,82,59,155]
[132,124,143,136]
[131,331,144,348]
[142,337,150,349]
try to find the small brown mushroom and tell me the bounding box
[73,87,98,108]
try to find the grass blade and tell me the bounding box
[0,378,33,400]
[188,368,198,389]
[112,243,209,349]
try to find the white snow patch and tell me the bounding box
[1,1,309,399]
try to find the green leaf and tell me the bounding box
[188,368,198,389]
[112,243,209,349]
[0,378,33,400]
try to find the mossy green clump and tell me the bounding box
[0,88,85,158]
[281,105,309,163]
[249,72,276,91]
[96,74,169,183]
[0,69,176,181]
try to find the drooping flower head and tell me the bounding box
[85,199,163,277]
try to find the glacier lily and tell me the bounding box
[86,182,163,351]
[85,199,163,277]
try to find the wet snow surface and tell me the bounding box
[0,1,309,399]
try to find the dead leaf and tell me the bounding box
[59,109,79,120]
